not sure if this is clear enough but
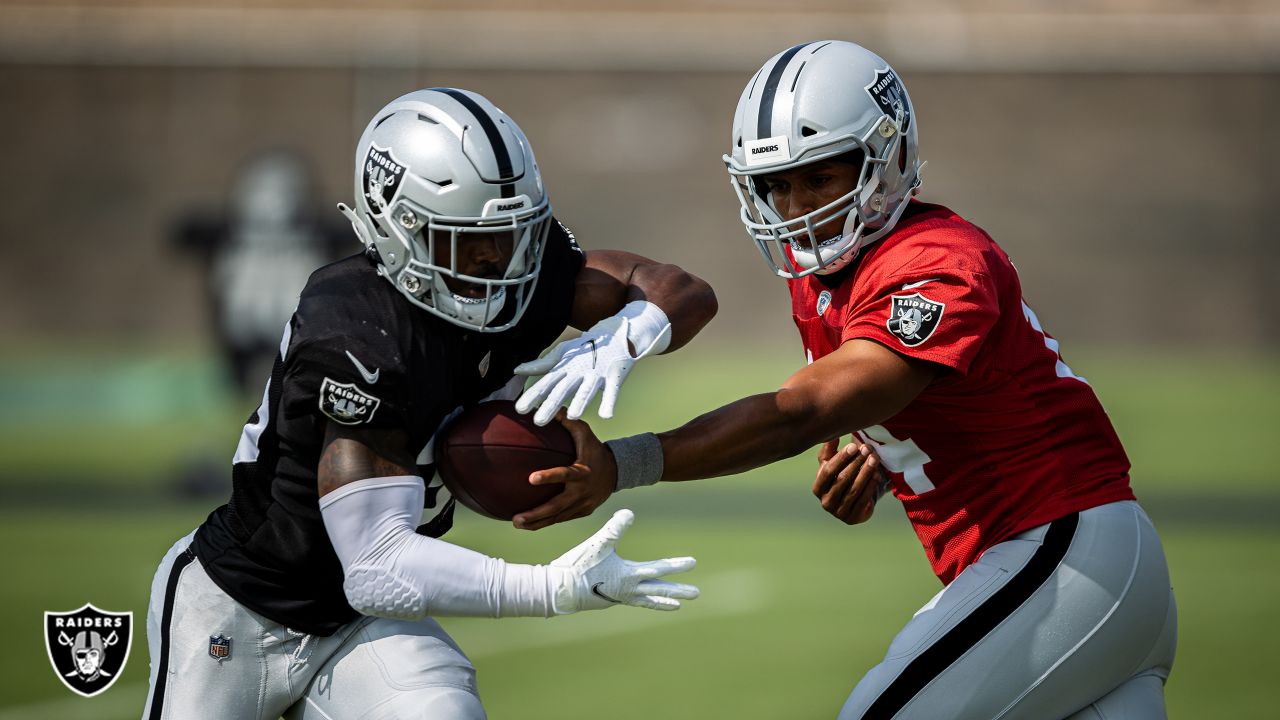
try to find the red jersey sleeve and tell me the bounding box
[841,270,1000,374]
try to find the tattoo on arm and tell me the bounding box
[317,423,417,497]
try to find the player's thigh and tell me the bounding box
[142,535,297,720]
[836,524,1037,720]
[839,502,1175,720]
[1007,502,1176,719]
[287,616,485,720]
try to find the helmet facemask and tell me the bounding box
[373,194,553,332]
[729,112,913,279]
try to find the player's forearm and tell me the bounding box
[656,390,833,482]
[623,260,717,352]
[320,476,563,619]
[609,340,933,489]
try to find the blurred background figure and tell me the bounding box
[173,149,349,396]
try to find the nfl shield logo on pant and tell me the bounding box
[209,635,232,661]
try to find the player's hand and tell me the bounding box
[513,303,671,426]
[813,438,886,525]
[513,412,616,531]
[547,509,699,613]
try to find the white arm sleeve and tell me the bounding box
[319,476,559,619]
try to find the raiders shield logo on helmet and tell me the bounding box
[887,292,944,347]
[44,604,132,698]
[320,377,382,425]
[865,67,912,131]
[363,144,406,215]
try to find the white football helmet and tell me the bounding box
[724,41,924,278]
[339,88,553,332]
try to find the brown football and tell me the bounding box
[434,400,573,520]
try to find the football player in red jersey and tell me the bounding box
[515,41,1177,719]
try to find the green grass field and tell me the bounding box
[0,345,1277,718]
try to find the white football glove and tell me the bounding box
[548,509,698,614]
[515,301,672,426]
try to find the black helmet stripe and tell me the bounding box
[756,42,812,141]
[435,88,517,198]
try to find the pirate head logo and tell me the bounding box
[363,144,407,215]
[886,292,944,347]
[865,67,912,132]
[319,377,382,425]
[44,604,132,697]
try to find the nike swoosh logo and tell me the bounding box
[590,582,621,604]
[901,278,938,291]
[345,350,380,384]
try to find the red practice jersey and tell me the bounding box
[789,202,1134,584]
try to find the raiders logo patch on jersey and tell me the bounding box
[319,377,382,425]
[363,144,406,215]
[887,292,944,347]
[865,67,912,132]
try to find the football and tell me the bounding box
[435,400,574,520]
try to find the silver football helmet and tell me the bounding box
[724,41,924,278]
[339,88,553,332]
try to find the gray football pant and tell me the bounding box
[839,500,1177,720]
[140,531,485,720]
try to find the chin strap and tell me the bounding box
[336,203,375,249]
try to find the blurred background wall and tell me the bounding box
[1,0,1277,350]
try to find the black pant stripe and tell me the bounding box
[861,513,1081,720]
[147,547,196,720]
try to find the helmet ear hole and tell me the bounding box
[801,125,818,137]
[898,140,908,173]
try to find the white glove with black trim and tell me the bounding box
[515,301,672,426]
[548,509,698,614]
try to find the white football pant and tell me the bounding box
[140,530,486,720]
[840,500,1177,719]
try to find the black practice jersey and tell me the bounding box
[192,220,585,635]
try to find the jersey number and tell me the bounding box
[1021,301,1087,384]
[856,425,935,495]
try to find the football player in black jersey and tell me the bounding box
[141,88,715,720]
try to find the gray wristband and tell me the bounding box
[605,433,664,491]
